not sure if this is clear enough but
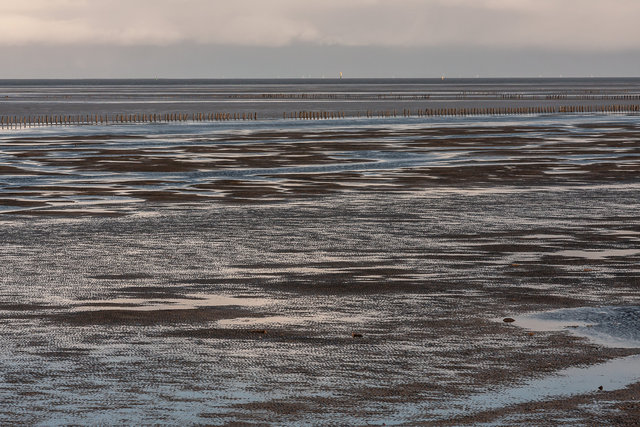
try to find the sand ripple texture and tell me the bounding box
[1,114,640,425]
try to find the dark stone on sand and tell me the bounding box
[352,333,363,338]
[503,318,516,323]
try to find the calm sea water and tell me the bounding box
[1,78,639,119]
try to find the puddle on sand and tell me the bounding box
[427,354,640,421]
[76,294,270,311]
[519,234,573,240]
[514,305,640,349]
[608,230,640,236]
[553,249,640,260]
[217,313,369,327]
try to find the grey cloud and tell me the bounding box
[0,0,639,50]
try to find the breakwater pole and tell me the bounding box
[2,105,640,129]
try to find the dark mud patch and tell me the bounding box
[490,287,587,311]
[35,348,92,360]
[503,263,576,279]
[0,165,54,175]
[252,277,442,295]
[6,134,146,143]
[350,382,439,404]
[91,273,154,281]
[162,327,372,344]
[127,190,214,203]
[116,285,194,299]
[6,209,127,217]
[474,243,556,253]
[47,306,260,326]
[170,277,249,286]
[0,302,52,311]
[0,198,49,207]
[13,185,122,197]
[230,259,397,270]
[115,179,177,186]
[79,302,145,308]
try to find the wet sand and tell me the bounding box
[1,114,640,424]
[2,118,640,210]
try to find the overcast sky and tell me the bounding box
[2,0,640,78]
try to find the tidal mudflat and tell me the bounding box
[1,105,640,424]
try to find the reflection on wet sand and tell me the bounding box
[75,293,268,311]
[1,117,640,214]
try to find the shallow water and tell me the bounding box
[516,306,640,349]
[426,354,640,422]
[75,294,270,312]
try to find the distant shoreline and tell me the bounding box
[1,77,640,85]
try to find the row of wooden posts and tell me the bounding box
[228,93,640,101]
[1,105,639,128]
[546,94,640,100]
[284,111,346,120]
[358,104,640,118]
[0,112,258,128]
